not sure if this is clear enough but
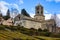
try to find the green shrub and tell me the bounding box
[38,28,42,32]
[0,26,5,30]
[43,29,48,32]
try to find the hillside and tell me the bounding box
[0,25,60,40]
[0,30,39,40]
[0,30,60,40]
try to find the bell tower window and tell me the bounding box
[37,11,39,14]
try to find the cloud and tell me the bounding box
[44,10,52,20]
[19,0,24,4]
[55,0,60,2]
[44,10,49,13]
[0,1,9,15]
[0,1,19,15]
[29,13,35,18]
[29,7,35,18]
[46,0,53,2]
[44,14,52,20]
[57,14,60,19]
[0,0,23,17]
[10,4,19,11]
[56,14,60,27]
[45,0,60,2]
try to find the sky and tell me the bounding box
[0,0,60,26]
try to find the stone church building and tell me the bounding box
[14,4,56,33]
[14,4,46,29]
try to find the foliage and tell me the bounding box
[50,33,60,38]
[3,16,10,20]
[0,25,60,38]
[35,36,60,40]
[43,29,48,32]
[6,9,10,17]
[0,25,5,30]
[38,28,42,32]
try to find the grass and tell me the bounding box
[0,25,60,40]
[0,30,60,40]
[35,36,60,40]
[0,30,39,40]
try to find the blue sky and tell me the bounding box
[0,0,60,18]
[0,0,60,27]
[0,0,60,13]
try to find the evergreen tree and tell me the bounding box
[3,9,10,20]
[6,9,10,18]
[38,28,42,32]
[21,9,30,17]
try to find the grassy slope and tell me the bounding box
[35,36,60,40]
[0,30,60,40]
[0,25,60,40]
[0,30,39,40]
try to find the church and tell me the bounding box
[14,4,56,33]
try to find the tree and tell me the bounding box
[51,13,57,33]
[7,9,10,17]
[43,29,48,32]
[38,28,42,32]
[21,9,30,17]
[3,9,10,20]
[29,28,37,36]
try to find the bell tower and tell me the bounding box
[34,3,45,21]
[35,4,43,16]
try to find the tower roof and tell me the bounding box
[36,3,43,7]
